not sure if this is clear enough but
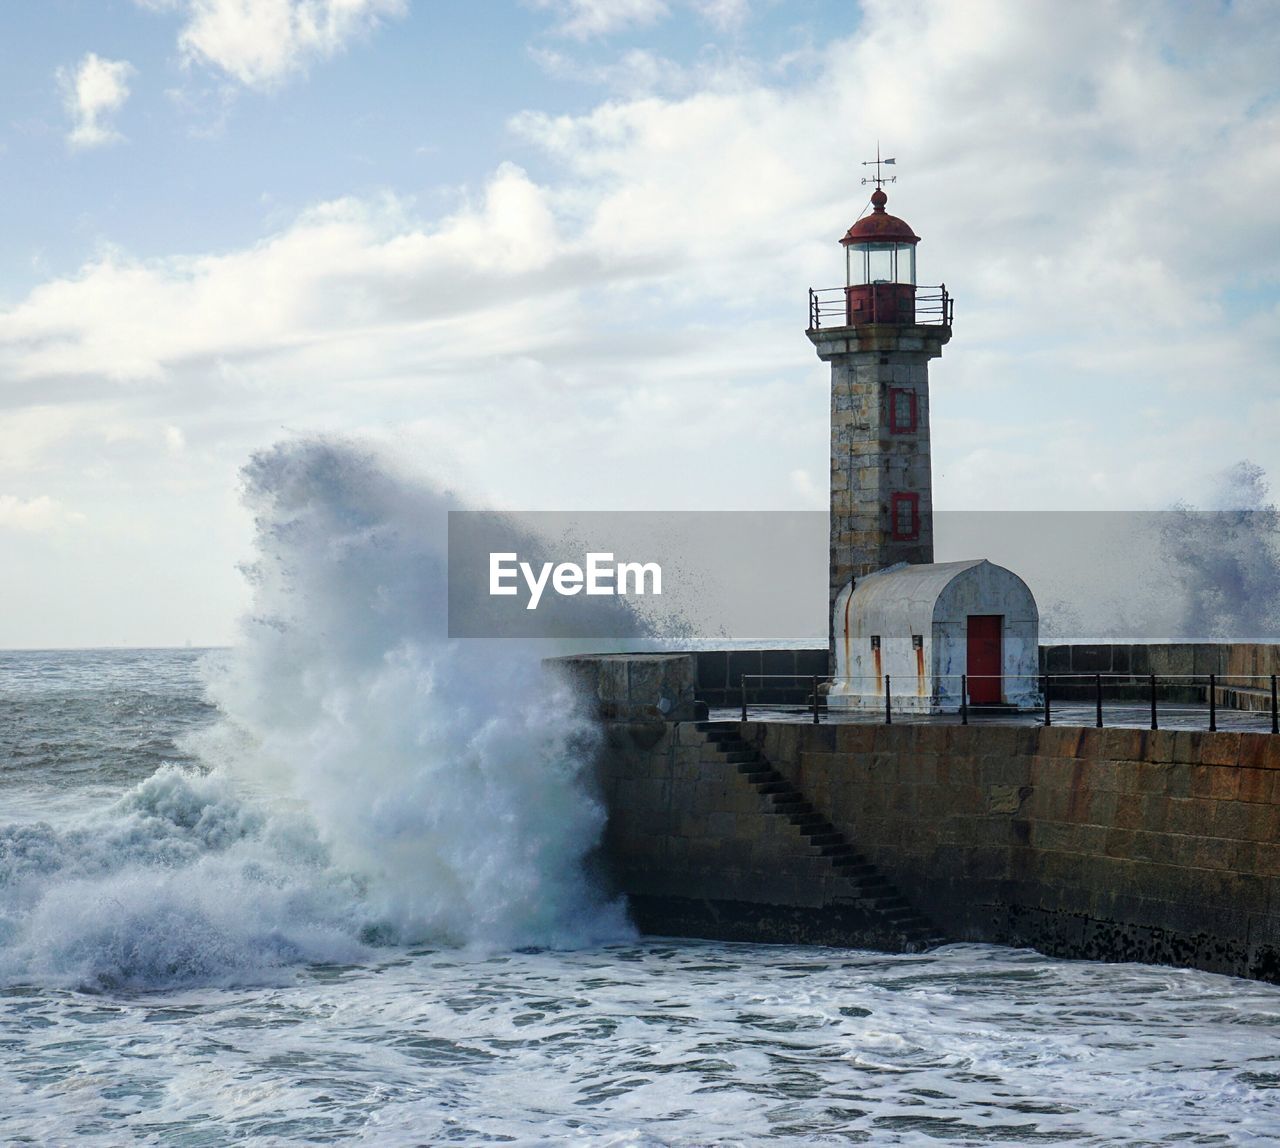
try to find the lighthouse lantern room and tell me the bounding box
[841,185,920,326]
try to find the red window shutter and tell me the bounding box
[891,492,920,540]
[889,388,918,434]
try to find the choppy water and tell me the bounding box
[3,649,1279,1146]
[6,440,1280,1145]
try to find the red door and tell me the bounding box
[967,615,1003,704]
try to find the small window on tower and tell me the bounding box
[870,635,881,651]
[889,388,917,434]
[891,492,920,541]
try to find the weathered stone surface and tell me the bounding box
[625,894,931,951]
[548,653,699,720]
[818,332,946,637]
[596,715,1280,984]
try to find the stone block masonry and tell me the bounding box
[693,648,828,709]
[1042,643,1280,710]
[553,653,700,721]
[596,721,941,951]
[595,718,1280,983]
[810,324,950,635]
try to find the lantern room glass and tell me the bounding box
[846,242,916,286]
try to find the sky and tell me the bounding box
[0,0,1277,647]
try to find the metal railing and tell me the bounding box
[733,672,1280,734]
[808,284,952,331]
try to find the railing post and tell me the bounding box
[960,674,968,725]
[740,677,747,723]
[1042,673,1051,727]
[1095,673,1103,728]
[885,675,892,725]
[1272,674,1278,736]
[1209,673,1217,733]
[1150,673,1158,731]
[812,676,820,725]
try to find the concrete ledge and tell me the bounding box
[998,903,1279,981]
[546,652,700,720]
[1040,642,1280,697]
[626,894,933,953]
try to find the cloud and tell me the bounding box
[691,0,748,32]
[58,54,135,148]
[529,46,695,97]
[529,0,749,41]
[0,495,85,533]
[3,0,1276,649]
[8,0,1280,526]
[529,0,670,40]
[789,468,824,508]
[0,166,568,388]
[138,0,407,89]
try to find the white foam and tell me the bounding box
[0,438,632,989]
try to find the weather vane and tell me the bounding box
[860,143,897,189]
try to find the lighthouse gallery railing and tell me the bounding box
[808,284,952,331]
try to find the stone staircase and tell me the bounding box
[699,721,945,951]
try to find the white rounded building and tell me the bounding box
[830,559,1040,713]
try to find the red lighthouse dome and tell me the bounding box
[840,187,920,246]
[840,186,920,325]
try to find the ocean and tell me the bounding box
[4,654,1280,1147]
[3,441,1280,1145]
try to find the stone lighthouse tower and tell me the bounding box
[807,161,952,649]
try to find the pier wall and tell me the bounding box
[1042,642,1280,708]
[556,645,1280,982]
[1041,641,1280,683]
[597,721,937,950]
[744,721,1280,981]
[590,716,1280,983]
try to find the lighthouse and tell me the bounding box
[810,157,1039,712]
[807,159,952,626]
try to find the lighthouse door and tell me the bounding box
[967,615,1003,704]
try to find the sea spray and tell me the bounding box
[1161,460,1280,640]
[210,438,633,947]
[0,438,633,989]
